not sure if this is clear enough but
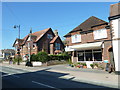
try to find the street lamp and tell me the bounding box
[14,25,21,65]
[26,28,33,67]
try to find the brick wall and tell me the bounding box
[65,25,111,46]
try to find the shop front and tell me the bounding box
[65,42,104,68]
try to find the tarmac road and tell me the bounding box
[1,66,111,89]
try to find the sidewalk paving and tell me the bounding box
[0,62,119,88]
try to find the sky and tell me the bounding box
[2,2,117,49]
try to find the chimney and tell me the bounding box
[110,2,120,17]
[54,30,58,36]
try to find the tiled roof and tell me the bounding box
[22,28,51,45]
[64,16,108,37]
[50,36,59,44]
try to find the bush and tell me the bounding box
[82,63,87,66]
[30,54,38,61]
[49,52,71,61]
[90,64,94,68]
[37,52,48,63]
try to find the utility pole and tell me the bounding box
[14,25,21,65]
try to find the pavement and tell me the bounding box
[0,61,119,89]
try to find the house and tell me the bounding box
[108,2,120,73]
[64,16,112,68]
[0,49,15,60]
[13,28,64,60]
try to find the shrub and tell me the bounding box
[37,52,48,63]
[94,63,98,67]
[90,64,94,68]
[49,52,71,61]
[30,54,38,61]
[82,63,87,66]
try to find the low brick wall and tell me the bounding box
[46,60,67,66]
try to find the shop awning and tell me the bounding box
[65,42,103,52]
[71,42,103,50]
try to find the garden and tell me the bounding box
[12,51,71,66]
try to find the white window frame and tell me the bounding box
[93,28,107,40]
[47,34,53,39]
[71,34,81,43]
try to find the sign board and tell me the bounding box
[104,60,108,63]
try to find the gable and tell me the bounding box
[64,16,108,37]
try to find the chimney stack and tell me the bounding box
[110,2,120,17]
[54,30,58,36]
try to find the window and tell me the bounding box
[47,34,53,39]
[93,49,102,61]
[77,49,102,61]
[55,43,60,50]
[85,50,92,61]
[71,34,81,43]
[78,51,84,61]
[93,29,107,40]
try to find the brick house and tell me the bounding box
[13,28,64,60]
[64,16,112,68]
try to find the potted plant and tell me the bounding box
[76,62,81,68]
[83,63,87,68]
[94,63,98,69]
[90,64,94,69]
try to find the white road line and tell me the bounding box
[2,74,20,78]
[2,74,11,77]
[32,81,61,90]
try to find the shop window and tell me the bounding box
[94,52,102,61]
[85,53,92,61]
[78,52,84,61]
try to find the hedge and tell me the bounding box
[30,52,71,62]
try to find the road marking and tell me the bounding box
[32,81,61,90]
[2,74,20,78]
[2,74,11,77]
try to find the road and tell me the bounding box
[1,66,111,89]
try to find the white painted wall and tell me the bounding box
[111,19,120,39]
[111,18,120,72]
[112,40,120,71]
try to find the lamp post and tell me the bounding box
[14,25,21,65]
[26,28,33,67]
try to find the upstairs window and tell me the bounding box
[47,34,53,39]
[93,28,107,40]
[71,34,81,43]
[55,43,60,50]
